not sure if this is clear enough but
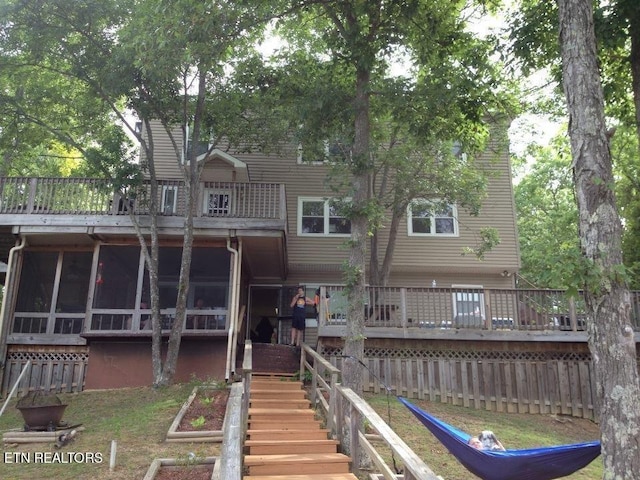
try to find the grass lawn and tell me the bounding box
[0,382,220,480]
[365,394,603,480]
[0,384,603,480]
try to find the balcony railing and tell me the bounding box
[317,285,640,333]
[10,309,228,337]
[0,177,286,220]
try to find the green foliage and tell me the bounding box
[462,227,501,260]
[514,134,583,288]
[189,415,206,429]
[293,370,312,383]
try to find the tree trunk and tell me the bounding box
[343,65,371,397]
[132,121,164,385]
[157,69,208,386]
[370,205,404,287]
[621,0,640,148]
[558,0,640,477]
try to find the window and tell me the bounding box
[408,199,457,236]
[203,189,231,216]
[452,285,485,327]
[161,185,178,215]
[297,140,350,165]
[299,198,351,236]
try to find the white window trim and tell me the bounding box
[297,197,351,237]
[297,142,330,165]
[451,284,485,318]
[161,185,178,215]
[407,199,459,237]
[203,188,232,216]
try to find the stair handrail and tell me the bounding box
[241,340,253,430]
[336,385,443,480]
[213,381,244,480]
[300,344,341,436]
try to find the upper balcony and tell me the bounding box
[0,177,287,238]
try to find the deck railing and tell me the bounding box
[318,285,640,333]
[299,344,443,480]
[0,177,285,220]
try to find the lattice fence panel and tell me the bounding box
[2,348,89,398]
[321,345,597,420]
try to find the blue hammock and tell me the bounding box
[398,397,601,480]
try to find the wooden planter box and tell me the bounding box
[142,456,217,480]
[165,385,227,443]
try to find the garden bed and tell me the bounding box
[165,385,229,443]
[142,457,217,480]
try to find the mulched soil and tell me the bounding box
[155,464,213,480]
[152,388,228,479]
[177,388,229,432]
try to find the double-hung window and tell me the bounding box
[408,199,458,236]
[299,198,351,236]
[161,185,178,215]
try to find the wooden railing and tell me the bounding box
[213,381,244,480]
[212,340,251,480]
[0,177,286,220]
[318,285,640,333]
[299,344,443,480]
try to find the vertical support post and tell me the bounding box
[319,286,327,327]
[328,372,338,437]
[335,386,344,447]
[569,297,578,331]
[349,402,361,478]
[27,178,37,213]
[484,288,493,330]
[279,184,286,222]
[310,356,318,406]
[109,440,117,471]
[400,287,408,333]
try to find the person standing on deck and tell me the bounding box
[290,286,313,347]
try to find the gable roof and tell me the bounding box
[197,149,249,182]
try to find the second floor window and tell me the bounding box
[408,199,458,236]
[299,198,351,236]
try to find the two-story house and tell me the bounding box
[0,118,520,394]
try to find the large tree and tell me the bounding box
[510,0,640,287]
[274,0,512,394]
[558,0,640,477]
[0,0,271,386]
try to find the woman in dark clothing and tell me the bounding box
[255,316,275,343]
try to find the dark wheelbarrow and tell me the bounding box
[16,391,68,432]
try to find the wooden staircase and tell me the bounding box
[243,374,357,480]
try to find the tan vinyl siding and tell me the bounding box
[232,146,351,271]
[146,119,519,280]
[144,120,184,179]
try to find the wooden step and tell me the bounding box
[246,439,340,455]
[245,474,358,480]
[246,429,332,441]
[244,453,351,476]
[251,389,308,399]
[249,408,315,417]
[248,419,323,430]
[250,398,311,409]
[251,380,303,390]
[253,372,298,380]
